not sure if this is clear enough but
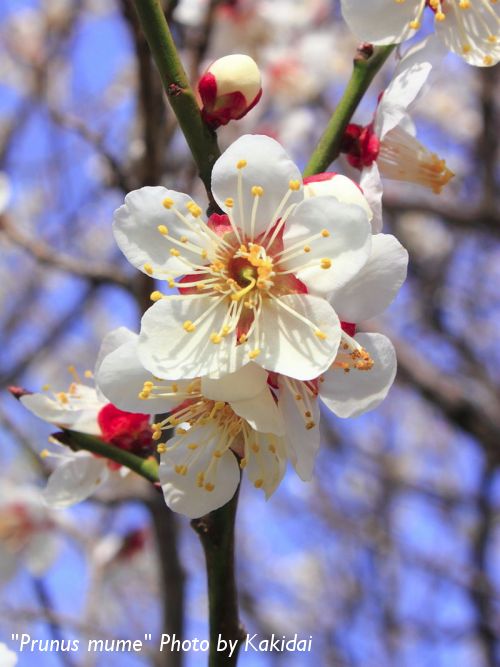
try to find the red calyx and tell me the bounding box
[340,123,380,170]
[341,321,357,337]
[97,404,153,457]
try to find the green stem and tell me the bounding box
[303,44,395,177]
[191,487,245,667]
[59,429,159,484]
[132,0,221,202]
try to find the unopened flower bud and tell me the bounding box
[198,54,262,128]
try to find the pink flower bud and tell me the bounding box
[198,54,262,128]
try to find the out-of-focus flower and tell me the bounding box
[0,484,59,583]
[341,0,500,66]
[339,37,454,229]
[0,642,17,667]
[16,366,154,509]
[113,134,372,382]
[198,54,262,128]
[96,328,286,518]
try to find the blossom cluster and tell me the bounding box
[16,1,499,519]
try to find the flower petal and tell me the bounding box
[113,186,211,279]
[211,134,303,238]
[96,338,180,414]
[304,172,373,223]
[329,234,408,322]
[43,455,109,509]
[244,431,287,498]
[341,0,418,45]
[20,392,101,435]
[201,362,268,401]
[319,332,397,418]
[359,163,384,233]
[256,294,341,380]
[374,35,445,139]
[231,389,285,436]
[278,376,321,481]
[138,296,245,379]
[159,427,240,518]
[434,2,500,67]
[280,196,372,294]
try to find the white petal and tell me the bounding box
[138,296,244,379]
[211,134,303,237]
[201,362,268,402]
[244,432,286,498]
[113,186,211,278]
[374,35,445,139]
[341,0,418,44]
[43,456,109,509]
[304,173,373,222]
[434,3,500,67]
[359,163,384,233]
[256,294,341,380]
[159,429,240,518]
[0,643,18,667]
[278,377,321,481]
[231,389,285,436]
[280,196,372,294]
[329,234,408,322]
[95,326,137,376]
[96,338,179,414]
[20,393,101,435]
[320,333,397,418]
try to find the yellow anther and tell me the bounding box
[152,431,162,441]
[171,383,178,392]
[201,249,208,259]
[483,55,494,65]
[188,204,202,218]
[204,482,215,492]
[236,159,247,169]
[462,43,471,53]
[42,384,51,391]
[435,11,445,20]
[40,449,50,459]
[57,392,68,404]
[315,329,327,340]
[225,197,234,208]
[144,263,154,275]
[167,279,175,288]
[239,458,247,469]
[176,427,188,435]
[143,381,154,389]
[248,348,261,359]
[180,236,188,243]
[321,229,330,237]
[138,391,150,400]
[213,450,223,458]
[305,421,316,430]
[251,443,260,453]
[254,479,264,489]
[488,35,497,44]
[459,0,470,7]
[320,258,332,269]
[162,197,174,209]
[238,334,248,344]
[251,185,264,196]
[170,248,180,257]
[268,444,276,454]
[84,370,93,378]
[187,443,198,450]
[210,333,222,344]
[409,20,420,29]
[303,245,311,253]
[157,224,169,235]
[222,325,231,336]
[183,320,196,332]
[150,290,164,302]
[214,401,226,411]
[175,465,188,476]
[157,443,167,453]
[196,472,205,487]
[289,179,301,191]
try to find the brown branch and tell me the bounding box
[0,213,132,289]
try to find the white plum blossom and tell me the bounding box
[18,361,154,509]
[341,0,500,67]
[0,484,59,583]
[339,37,454,230]
[0,643,18,667]
[113,134,373,382]
[96,327,287,518]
